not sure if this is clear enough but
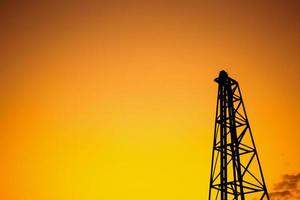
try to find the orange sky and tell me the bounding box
[0,1,299,200]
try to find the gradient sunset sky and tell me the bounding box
[0,1,299,200]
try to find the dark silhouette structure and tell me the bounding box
[209,71,269,200]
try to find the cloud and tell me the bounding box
[269,173,300,200]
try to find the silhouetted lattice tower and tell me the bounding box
[209,71,269,200]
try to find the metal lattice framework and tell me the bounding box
[208,71,269,200]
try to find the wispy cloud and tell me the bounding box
[269,173,300,200]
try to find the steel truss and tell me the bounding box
[208,71,269,200]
